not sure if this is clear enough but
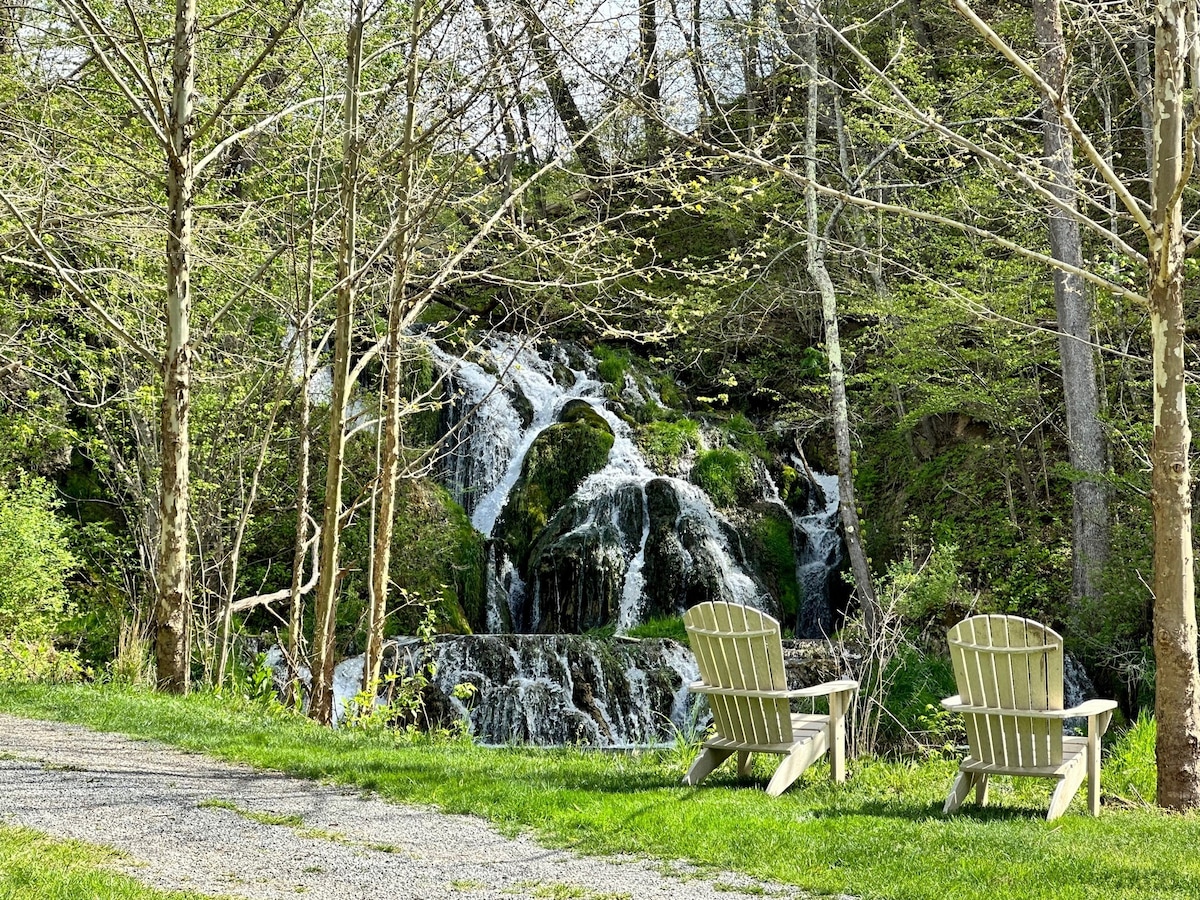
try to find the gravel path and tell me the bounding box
[0,715,818,900]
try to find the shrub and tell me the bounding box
[0,474,82,681]
[594,345,631,387]
[691,448,756,507]
[638,418,700,472]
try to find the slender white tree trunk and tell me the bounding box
[156,0,197,693]
[801,16,878,636]
[363,0,423,694]
[1149,0,1200,810]
[310,0,364,725]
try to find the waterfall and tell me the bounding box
[431,336,597,533]
[792,471,844,638]
[429,335,780,634]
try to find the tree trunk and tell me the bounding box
[518,0,605,176]
[287,235,316,704]
[1136,25,1155,174]
[1032,0,1109,611]
[639,0,662,162]
[155,0,197,694]
[1149,0,1200,810]
[742,0,761,139]
[801,21,879,637]
[363,0,423,695]
[310,0,364,725]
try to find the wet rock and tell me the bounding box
[400,634,700,747]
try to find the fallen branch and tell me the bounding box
[230,529,320,615]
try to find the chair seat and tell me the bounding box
[957,736,1087,777]
[702,713,829,755]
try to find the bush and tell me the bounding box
[0,474,82,681]
[691,448,756,507]
[887,542,972,627]
[594,345,631,387]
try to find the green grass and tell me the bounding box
[624,616,689,645]
[2,684,1198,900]
[0,824,224,899]
[196,798,303,828]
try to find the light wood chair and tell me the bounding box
[942,614,1117,820]
[681,601,858,797]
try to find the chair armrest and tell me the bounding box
[941,696,1118,720]
[689,678,858,700]
[789,678,859,698]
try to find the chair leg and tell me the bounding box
[1047,757,1087,821]
[974,773,990,806]
[1088,715,1102,816]
[828,691,848,782]
[737,751,753,777]
[943,769,974,815]
[766,739,824,797]
[682,748,734,787]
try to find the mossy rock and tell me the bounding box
[637,418,700,474]
[740,503,801,619]
[493,410,615,573]
[386,478,486,634]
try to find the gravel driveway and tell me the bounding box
[0,715,819,900]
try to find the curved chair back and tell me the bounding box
[948,614,1064,768]
[684,601,793,746]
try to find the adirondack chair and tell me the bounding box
[942,615,1118,820]
[681,601,858,797]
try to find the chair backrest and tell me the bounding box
[948,614,1064,768]
[684,601,793,745]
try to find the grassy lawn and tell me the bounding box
[0,825,225,900]
[0,683,1196,900]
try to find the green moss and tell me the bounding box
[594,345,631,387]
[494,414,615,572]
[749,512,800,617]
[387,479,486,634]
[691,448,756,507]
[625,616,689,645]
[638,418,700,472]
[399,342,440,446]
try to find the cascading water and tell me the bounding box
[790,471,844,638]
[431,334,776,635]
[345,332,851,746]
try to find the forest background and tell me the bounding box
[1,0,1197,806]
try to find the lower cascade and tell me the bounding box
[324,636,700,746]
[268,635,851,747]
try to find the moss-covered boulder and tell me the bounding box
[492,402,615,574]
[639,478,777,622]
[388,478,486,634]
[734,502,801,622]
[528,480,645,633]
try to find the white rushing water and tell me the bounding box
[428,333,848,643]
[793,470,843,637]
